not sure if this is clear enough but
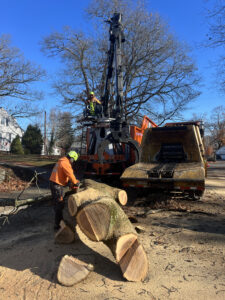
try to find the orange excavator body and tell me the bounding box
[79,116,157,177]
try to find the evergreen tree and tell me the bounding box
[48,131,55,155]
[22,124,43,154]
[10,135,24,154]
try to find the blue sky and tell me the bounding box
[0,0,224,129]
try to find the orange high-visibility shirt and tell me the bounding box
[49,156,78,186]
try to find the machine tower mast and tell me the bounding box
[102,12,125,120]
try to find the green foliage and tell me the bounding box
[22,124,43,154]
[10,135,24,154]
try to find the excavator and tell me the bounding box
[76,13,206,200]
[78,13,157,177]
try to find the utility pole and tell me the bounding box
[44,111,47,155]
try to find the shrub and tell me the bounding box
[10,135,24,154]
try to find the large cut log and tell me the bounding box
[68,187,105,216]
[75,195,148,282]
[57,255,94,286]
[68,179,127,217]
[84,179,127,205]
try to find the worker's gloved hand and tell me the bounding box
[75,180,80,186]
[70,181,80,191]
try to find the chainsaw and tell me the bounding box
[70,182,81,193]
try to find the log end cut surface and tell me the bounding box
[57,255,93,286]
[116,233,148,282]
[77,203,111,241]
[118,190,128,205]
[68,195,77,217]
[55,221,75,244]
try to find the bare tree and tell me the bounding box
[0,35,45,117]
[55,111,75,154]
[5,102,43,119]
[205,0,225,47]
[206,105,225,149]
[204,0,225,91]
[41,0,201,124]
[41,29,102,116]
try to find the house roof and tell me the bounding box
[0,107,24,134]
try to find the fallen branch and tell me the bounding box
[14,194,52,207]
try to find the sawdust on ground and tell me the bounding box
[0,161,225,300]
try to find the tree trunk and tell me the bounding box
[73,195,148,282]
[68,179,127,217]
[84,179,127,205]
[57,255,94,286]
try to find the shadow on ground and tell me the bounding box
[0,202,123,284]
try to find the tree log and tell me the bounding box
[75,196,148,282]
[83,179,127,205]
[57,255,94,286]
[68,179,127,217]
[68,188,101,217]
[84,179,127,205]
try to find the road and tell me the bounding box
[206,161,225,196]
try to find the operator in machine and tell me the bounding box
[86,91,102,116]
[49,151,80,230]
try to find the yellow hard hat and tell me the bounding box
[68,151,79,161]
[90,91,94,95]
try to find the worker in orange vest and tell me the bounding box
[49,151,80,230]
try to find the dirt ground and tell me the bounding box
[0,162,225,300]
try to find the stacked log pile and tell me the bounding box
[57,179,148,284]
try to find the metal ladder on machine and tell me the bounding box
[80,125,87,155]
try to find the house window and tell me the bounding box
[8,133,12,141]
[1,118,5,125]
[6,118,9,126]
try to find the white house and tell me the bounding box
[0,107,24,152]
[41,140,62,156]
[216,146,225,160]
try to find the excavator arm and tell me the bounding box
[97,13,140,163]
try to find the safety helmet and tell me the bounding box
[68,151,79,161]
[89,91,94,95]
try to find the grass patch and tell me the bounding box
[0,154,58,167]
